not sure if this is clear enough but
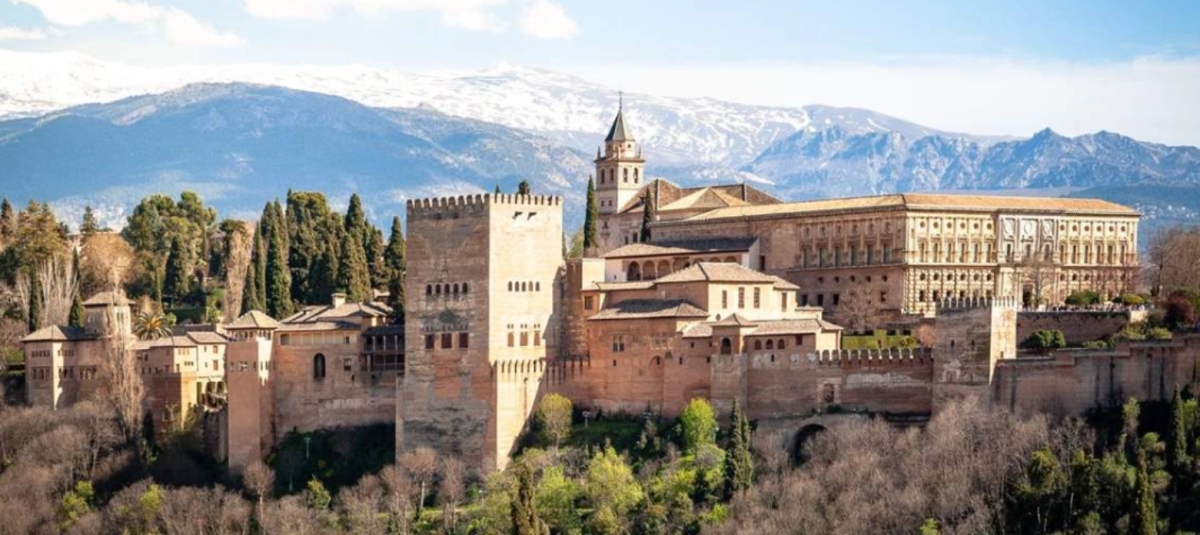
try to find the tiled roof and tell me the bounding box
[593,281,656,291]
[227,310,280,329]
[21,325,94,343]
[657,187,750,212]
[278,321,360,332]
[656,262,780,284]
[713,313,756,327]
[187,331,229,344]
[283,302,392,324]
[747,319,845,335]
[604,237,757,259]
[681,323,713,338]
[616,179,781,215]
[83,291,132,306]
[774,279,801,290]
[589,299,709,321]
[674,192,1138,222]
[363,324,406,336]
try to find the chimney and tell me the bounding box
[331,293,347,308]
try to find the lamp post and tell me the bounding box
[304,436,311,460]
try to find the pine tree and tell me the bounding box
[724,399,754,497]
[28,274,43,333]
[639,189,655,243]
[265,227,293,318]
[1169,384,1191,473]
[80,205,100,238]
[517,180,531,195]
[510,461,548,535]
[583,176,598,251]
[336,228,371,303]
[163,235,190,303]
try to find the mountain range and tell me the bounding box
[1,50,1198,243]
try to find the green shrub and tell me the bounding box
[1023,329,1066,353]
[1117,293,1145,306]
[1065,291,1102,306]
[1146,327,1173,340]
[1082,340,1111,350]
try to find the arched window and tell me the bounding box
[778,339,786,349]
[535,282,540,292]
[452,283,459,294]
[766,339,775,350]
[623,168,628,182]
[434,285,441,295]
[313,353,326,379]
[754,340,762,350]
[508,281,513,291]
[626,262,641,281]
[462,283,469,293]
[426,285,432,295]
[634,168,639,182]
[443,284,450,294]
[720,338,733,355]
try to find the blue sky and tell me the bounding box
[2,0,1200,144]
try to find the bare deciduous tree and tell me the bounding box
[243,460,275,527]
[12,257,78,329]
[98,306,145,462]
[81,233,138,295]
[1147,226,1200,295]
[399,447,438,519]
[834,287,880,331]
[381,464,414,534]
[439,457,466,532]
[1018,257,1058,308]
[339,474,385,535]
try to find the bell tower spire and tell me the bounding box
[595,93,644,217]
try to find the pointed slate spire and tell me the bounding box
[605,91,634,142]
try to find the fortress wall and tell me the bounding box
[995,336,1200,417]
[271,338,395,439]
[1016,311,1140,346]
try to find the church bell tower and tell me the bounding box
[595,95,645,215]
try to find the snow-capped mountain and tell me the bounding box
[0,50,809,169]
[0,82,591,229]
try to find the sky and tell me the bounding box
[1,0,1200,145]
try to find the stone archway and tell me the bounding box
[790,424,828,465]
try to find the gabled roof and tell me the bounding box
[589,299,708,321]
[713,313,757,327]
[227,310,280,330]
[83,291,132,307]
[656,262,782,285]
[592,281,656,291]
[22,325,94,343]
[658,187,750,212]
[747,318,845,335]
[605,108,634,142]
[615,179,782,215]
[283,301,392,324]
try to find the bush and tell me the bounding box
[1117,294,1145,306]
[1065,291,1102,306]
[1162,295,1196,329]
[1082,340,1111,350]
[1146,327,1173,340]
[1023,329,1066,353]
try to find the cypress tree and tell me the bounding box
[27,274,42,333]
[510,461,547,535]
[344,194,368,242]
[384,216,406,273]
[80,205,100,238]
[366,226,386,290]
[387,268,405,323]
[583,177,598,251]
[724,399,754,497]
[336,228,371,303]
[517,180,531,195]
[639,189,655,243]
[494,185,501,194]
[163,235,190,303]
[68,249,85,329]
[0,197,14,240]
[306,245,338,305]
[265,227,293,318]
[1169,384,1190,473]
[1132,448,1158,535]
[241,219,267,314]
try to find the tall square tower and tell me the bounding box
[398,193,563,472]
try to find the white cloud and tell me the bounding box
[569,55,1200,147]
[519,0,576,39]
[0,26,50,40]
[12,0,243,47]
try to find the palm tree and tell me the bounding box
[133,310,173,340]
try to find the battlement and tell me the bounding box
[812,348,931,366]
[936,296,1020,313]
[406,193,563,218]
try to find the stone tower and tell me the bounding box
[224,311,279,476]
[398,193,564,472]
[594,96,645,216]
[930,296,1019,411]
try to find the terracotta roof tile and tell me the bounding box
[227,310,280,329]
[21,325,94,343]
[589,299,709,321]
[604,237,758,259]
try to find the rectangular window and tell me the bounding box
[801,294,809,306]
[833,293,840,305]
[612,335,626,353]
[507,332,514,347]
[753,288,761,308]
[441,333,453,349]
[880,291,888,303]
[795,334,805,346]
[816,294,825,306]
[520,332,529,346]
[533,331,541,346]
[782,292,789,311]
[737,287,745,308]
[584,296,594,310]
[459,332,469,349]
[425,334,435,350]
[722,291,728,308]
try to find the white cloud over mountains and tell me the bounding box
[11,0,244,47]
[0,26,50,40]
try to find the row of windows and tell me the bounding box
[919,272,994,282]
[815,274,889,285]
[720,287,762,309]
[803,221,895,237]
[800,292,887,307]
[508,281,541,292]
[425,332,470,351]
[507,323,544,348]
[426,282,470,296]
[597,166,639,185]
[279,333,354,346]
[917,290,994,302]
[28,349,51,358]
[31,366,97,381]
[800,244,894,268]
